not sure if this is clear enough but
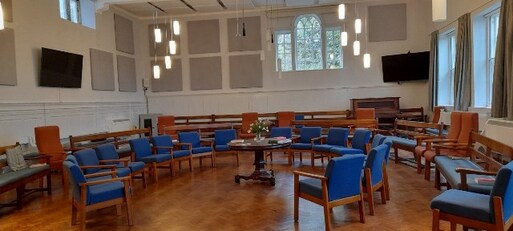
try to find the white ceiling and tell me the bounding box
[100,0,341,18]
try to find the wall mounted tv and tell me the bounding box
[381,51,430,83]
[40,47,83,88]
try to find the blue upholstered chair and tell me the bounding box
[151,135,193,176]
[294,114,305,129]
[178,132,215,168]
[371,134,387,149]
[311,128,349,166]
[362,143,388,215]
[330,129,371,156]
[431,161,513,231]
[129,138,172,182]
[381,139,393,201]
[63,157,133,231]
[95,143,147,188]
[265,127,293,162]
[294,154,366,231]
[287,127,322,165]
[73,148,131,177]
[213,129,239,166]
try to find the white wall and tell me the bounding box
[0,0,147,145]
[147,0,433,116]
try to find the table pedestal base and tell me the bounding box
[235,150,275,186]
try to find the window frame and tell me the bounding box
[60,0,82,24]
[484,9,500,108]
[275,30,293,72]
[436,29,457,107]
[324,27,343,70]
[294,14,324,71]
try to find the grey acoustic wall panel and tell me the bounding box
[114,14,135,54]
[90,49,114,91]
[229,54,262,89]
[187,20,220,54]
[0,28,16,86]
[368,4,407,42]
[1,0,13,22]
[190,57,222,90]
[151,59,182,92]
[227,16,262,51]
[148,23,181,56]
[116,55,137,92]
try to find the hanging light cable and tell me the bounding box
[353,1,360,56]
[242,0,246,37]
[0,2,4,30]
[354,0,361,34]
[363,16,370,68]
[169,17,177,55]
[164,15,172,69]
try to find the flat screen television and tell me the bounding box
[381,51,430,83]
[40,47,83,88]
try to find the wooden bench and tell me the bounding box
[291,119,378,133]
[434,132,513,194]
[0,143,52,209]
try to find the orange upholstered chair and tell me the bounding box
[35,125,67,172]
[414,112,479,180]
[277,111,295,127]
[355,108,376,119]
[157,115,175,135]
[432,106,445,124]
[239,112,258,139]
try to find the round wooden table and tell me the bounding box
[229,138,291,186]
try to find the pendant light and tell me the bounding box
[432,0,447,22]
[341,31,348,46]
[0,2,4,30]
[353,40,360,56]
[153,65,161,79]
[173,20,180,35]
[164,16,171,69]
[169,40,177,55]
[363,53,370,68]
[165,56,172,69]
[338,4,345,20]
[355,19,362,34]
[153,10,162,43]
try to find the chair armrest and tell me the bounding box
[98,159,129,167]
[290,136,300,143]
[176,142,193,150]
[81,176,131,186]
[200,139,214,146]
[293,170,327,180]
[310,136,325,144]
[85,171,118,179]
[456,167,497,191]
[79,165,117,170]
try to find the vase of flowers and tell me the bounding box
[249,118,271,141]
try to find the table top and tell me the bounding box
[228,138,291,151]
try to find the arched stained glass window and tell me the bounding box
[295,15,323,71]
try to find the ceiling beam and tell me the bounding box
[95,0,168,13]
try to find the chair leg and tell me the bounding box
[416,151,423,174]
[432,209,440,231]
[236,152,240,166]
[212,153,216,167]
[141,170,147,188]
[380,186,386,204]
[311,152,315,167]
[365,170,375,215]
[125,184,134,226]
[288,150,293,165]
[152,163,158,183]
[189,156,193,172]
[435,167,441,190]
[299,152,303,163]
[450,222,456,231]
[71,204,78,225]
[324,205,331,231]
[294,175,299,222]
[358,193,365,223]
[79,205,86,231]
[383,165,390,201]
[116,205,122,215]
[171,160,176,176]
[394,147,399,164]
[424,160,431,181]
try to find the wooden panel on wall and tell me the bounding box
[190,57,222,90]
[1,0,13,22]
[114,14,135,54]
[229,54,262,89]
[227,16,262,52]
[116,55,137,92]
[187,19,220,54]
[148,23,181,56]
[0,28,16,86]
[90,49,115,91]
[151,59,183,92]
[368,4,407,42]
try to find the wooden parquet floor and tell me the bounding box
[0,151,451,231]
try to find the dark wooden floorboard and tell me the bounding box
[0,151,450,230]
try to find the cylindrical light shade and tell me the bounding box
[338,4,345,20]
[341,31,348,46]
[165,56,172,69]
[0,2,4,30]
[154,28,162,43]
[153,65,160,79]
[363,53,371,68]
[169,40,177,54]
[353,41,360,56]
[432,0,447,22]
[355,19,362,34]
[173,20,180,35]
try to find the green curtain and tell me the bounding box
[453,13,472,111]
[428,31,439,111]
[491,0,513,120]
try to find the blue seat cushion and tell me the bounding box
[299,178,322,200]
[430,189,492,223]
[98,167,131,177]
[215,145,230,152]
[313,144,345,152]
[128,162,145,172]
[330,147,364,156]
[87,181,125,205]
[386,136,418,148]
[173,150,191,158]
[139,154,172,163]
[191,147,213,154]
[290,143,313,150]
[435,156,493,194]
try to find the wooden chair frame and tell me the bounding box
[153,144,193,176]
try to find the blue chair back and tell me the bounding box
[326,127,349,147]
[214,129,237,145]
[95,143,120,160]
[490,161,513,223]
[151,135,174,154]
[351,129,371,151]
[73,148,100,174]
[299,127,322,144]
[178,132,201,148]
[129,138,153,161]
[295,114,305,128]
[63,159,87,203]
[371,134,386,148]
[66,154,79,166]
[271,127,292,138]
[382,139,393,164]
[364,144,388,186]
[324,154,366,201]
